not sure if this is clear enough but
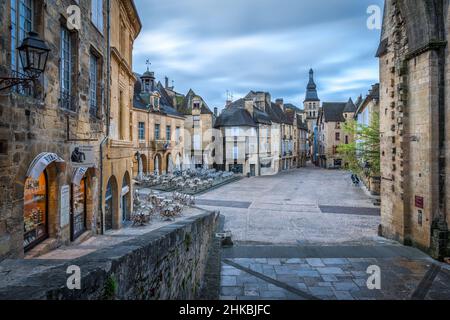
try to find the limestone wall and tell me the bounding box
[0,212,219,300]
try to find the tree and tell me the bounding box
[337,112,380,177]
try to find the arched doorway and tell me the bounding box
[121,172,131,223]
[154,154,161,175]
[105,176,118,231]
[166,153,174,174]
[71,172,87,241]
[23,171,48,251]
[175,153,182,171]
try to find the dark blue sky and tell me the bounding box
[133,0,384,110]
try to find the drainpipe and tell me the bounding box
[98,0,111,235]
[256,126,260,176]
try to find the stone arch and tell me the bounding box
[154,153,162,175]
[104,175,119,231]
[120,171,132,223]
[166,153,174,174]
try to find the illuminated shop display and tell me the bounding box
[23,172,48,250]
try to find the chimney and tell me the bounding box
[165,77,169,89]
[276,98,284,111]
[244,98,254,115]
[214,107,218,117]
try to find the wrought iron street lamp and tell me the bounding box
[0,31,50,91]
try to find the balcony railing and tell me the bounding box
[153,140,172,151]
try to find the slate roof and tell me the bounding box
[343,98,357,113]
[322,102,347,122]
[297,117,308,130]
[284,103,301,112]
[269,103,291,125]
[214,100,257,128]
[177,89,213,115]
[304,69,320,102]
[133,73,184,118]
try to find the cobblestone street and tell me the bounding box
[195,167,450,300]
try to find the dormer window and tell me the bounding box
[154,96,160,109]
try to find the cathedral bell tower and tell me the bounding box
[303,69,321,132]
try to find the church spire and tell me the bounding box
[304,68,320,102]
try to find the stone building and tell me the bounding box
[354,84,381,195]
[214,98,270,176]
[132,69,185,176]
[377,0,449,259]
[0,0,110,260]
[171,88,215,169]
[101,0,141,232]
[317,99,357,169]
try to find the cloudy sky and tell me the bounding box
[133,0,384,110]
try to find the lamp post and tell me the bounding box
[0,31,50,91]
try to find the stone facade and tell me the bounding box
[0,211,219,300]
[102,0,141,232]
[132,71,185,176]
[317,100,356,169]
[0,0,109,260]
[377,0,449,259]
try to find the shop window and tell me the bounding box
[23,172,48,251]
[71,177,87,241]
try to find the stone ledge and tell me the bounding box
[0,211,219,300]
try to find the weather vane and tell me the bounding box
[146,59,151,71]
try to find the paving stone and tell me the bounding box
[321,275,339,282]
[220,296,237,300]
[296,283,308,291]
[322,258,349,265]
[317,267,345,275]
[221,286,244,296]
[318,282,333,287]
[334,281,359,291]
[244,290,260,297]
[286,258,304,264]
[297,270,320,277]
[309,286,335,297]
[276,275,301,283]
[221,267,242,276]
[221,276,237,286]
[306,258,325,267]
[334,291,355,300]
[260,290,287,299]
[237,296,261,300]
[267,259,282,266]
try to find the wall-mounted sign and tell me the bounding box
[70,144,96,168]
[26,152,65,180]
[60,185,70,228]
[415,196,424,209]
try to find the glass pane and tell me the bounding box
[23,173,47,249]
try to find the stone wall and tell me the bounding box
[0,0,108,260]
[0,212,219,300]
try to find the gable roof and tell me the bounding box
[322,102,347,122]
[176,89,213,115]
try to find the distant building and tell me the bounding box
[303,69,321,133]
[132,69,185,177]
[317,99,356,169]
[354,84,380,195]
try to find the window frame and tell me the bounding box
[138,122,145,141]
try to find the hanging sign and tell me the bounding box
[72,167,88,186]
[70,144,96,168]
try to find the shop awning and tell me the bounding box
[72,167,88,186]
[26,153,65,180]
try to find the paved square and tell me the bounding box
[195,166,450,300]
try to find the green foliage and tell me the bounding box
[103,275,118,300]
[337,112,380,177]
